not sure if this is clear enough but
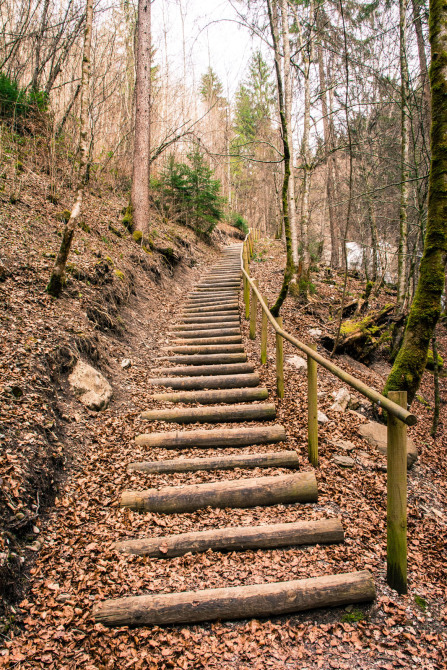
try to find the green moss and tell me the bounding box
[122,204,133,231]
[426,348,443,369]
[133,230,143,243]
[414,595,427,612]
[55,210,71,223]
[341,608,365,623]
[114,269,124,280]
[108,224,123,237]
[105,256,114,266]
[78,220,90,233]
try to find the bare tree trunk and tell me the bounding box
[267,0,295,316]
[411,0,431,115]
[280,0,299,267]
[31,0,50,91]
[317,41,339,269]
[131,0,151,232]
[46,0,93,297]
[397,0,410,309]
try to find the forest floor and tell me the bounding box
[0,214,446,668]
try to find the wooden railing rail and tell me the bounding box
[241,229,415,595]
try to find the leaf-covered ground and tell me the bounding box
[1,236,446,669]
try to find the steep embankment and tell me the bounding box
[0,132,240,606]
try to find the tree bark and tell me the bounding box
[150,387,269,404]
[127,450,299,474]
[94,571,375,627]
[115,518,343,557]
[135,424,286,449]
[131,0,151,232]
[397,0,410,309]
[384,0,447,403]
[46,0,93,297]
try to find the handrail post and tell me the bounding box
[307,343,318,467]
[250,279,258,340]
[387,390,407,594]
[275,316,284,398]
[243,252,250,320]
[261,296,268,364]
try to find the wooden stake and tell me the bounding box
[243,254,250,320]
[387,390,407,594]
[261,295,268,365]
[250,279,259,340]
[276,316,284,398]
[307,343,318,467]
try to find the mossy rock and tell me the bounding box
[55,210,71,223]
[114,269,125,280]
[122,205,133,231]
[133,230,143,243]
[78,220,90,233]
[426,348,444,370]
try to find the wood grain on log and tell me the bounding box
[147,372,258,390]
[116,518,343,557]
[140,402,275,423]
[150,387,269,404]
[127,450,298,474]
[172,337,243,346]
[152,363,253,377]
[120,471,317,513]
[93,570,375,627]
[161,345,245,354]
[135,424,286,448]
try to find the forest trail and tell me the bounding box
[93,244,374,627]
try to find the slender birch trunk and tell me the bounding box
[46,0,93,297]
[397,0,410,309]
[131,0,151,232]
[267,0,295,317]
[280,0,299,267]
[317,41,339,268]
[411,0,431,115]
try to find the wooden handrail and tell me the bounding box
[240,235,417,427]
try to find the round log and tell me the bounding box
[172,337,243,346]
[157,354,247,364]
[173,323,238,332]
[150,387,269,404]
[135,424,286,449]
[120,471,317,513]
[140,402,275,423]
[151,363,253,377]
[127,450,299,474]
[169,328,241,339]
[160,345,245,354]
[147,372,259,390]
[115,518,344,557]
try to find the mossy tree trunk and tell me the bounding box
[384,0,447,404]
[267,0,295,317]
[397,0,410,310]
[46,0,93,297]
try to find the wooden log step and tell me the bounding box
[116,518,343,558]
[150,387,269,404]
[140,402,275,424]
[172,337,243,346]
[169,329,241,339]
[157,354,247,364]
[121,471,316,513]
[173,322,238,332]
[186,294,237,302]
[147,372,259,390]
[194,287,240,293]
[135,424,286,449]
[152,363,253,378]
[196,283,240,289]
[177,316,240,324]
[128,450,299,474]
[182,304,238,313]
[184,300,238,309]
[161,344,245,353]
[93,570,375,628]
[180,310,240,318]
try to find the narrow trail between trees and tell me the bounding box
[93,244,375,628]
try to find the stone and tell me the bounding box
[317,410,329,424]
[329,388,350,413]
[56,593,72,603]
[358,421,418,469]
[68,360,112,411]
[121,359,132,369]
[308,328,322,338]
[26,540,42,552]
[333,455,354,468]
[335,439,355,453]
[348,397,361,410]
[286,355,307,371]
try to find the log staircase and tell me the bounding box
[94,244,375,628]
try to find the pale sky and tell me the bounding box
[152,0,267,98]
